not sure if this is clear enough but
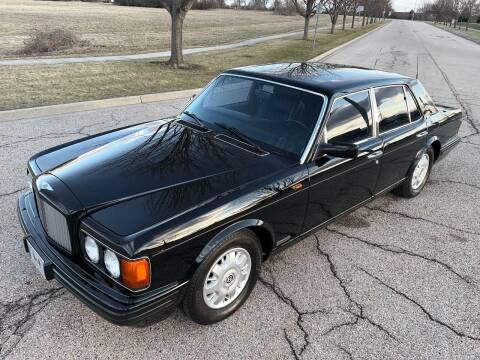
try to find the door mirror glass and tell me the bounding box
[317,141,359,159]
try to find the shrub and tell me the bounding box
[18,29,91,55]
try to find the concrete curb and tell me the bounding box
[0,88,201,122]
[309,22,388,62]
[0,23,386,122]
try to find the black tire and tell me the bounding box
[393,147,434,198]
[182,229,262,325]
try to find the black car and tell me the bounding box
[18,63,461,325]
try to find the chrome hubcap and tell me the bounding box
[203,248,251,309]
[411,153,430,190]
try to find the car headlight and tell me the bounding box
[104,249,120,279]
[84,236,100,263]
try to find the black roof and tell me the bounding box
[224,63,413,98]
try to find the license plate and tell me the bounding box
[27,241,47,279]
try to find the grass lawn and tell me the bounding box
[1,23,382,111]
[432,23,480,42]
[0,0,363,58]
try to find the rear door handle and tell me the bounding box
[367,150,383,159]
[416,131,428,138]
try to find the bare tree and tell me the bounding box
[325,0,345,33]
[341,0,354,29]
[292,0,325,39]
[460,0,479,29]
[158,0,196,68]
[351,0,359,27]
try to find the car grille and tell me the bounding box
[36,197,72,253]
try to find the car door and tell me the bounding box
[373,85,428,192]
[303,89,383,231]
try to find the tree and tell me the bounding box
[292,0,325,39]
[158,0,196,68]
[460,0,479,29]
[325,0,345,33]
[351,0,359,28]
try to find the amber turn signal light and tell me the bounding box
[120,258,150,290]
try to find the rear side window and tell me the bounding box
[324,90,372,143]
[405,88,422,122]
[375,86,410,133]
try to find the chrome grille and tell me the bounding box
[36,197,72,253]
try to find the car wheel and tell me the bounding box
[182,229,262,325]
[393,147,434,198]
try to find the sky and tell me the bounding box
[393,0,418,12]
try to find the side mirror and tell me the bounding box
[316,141,359,159]
[190,93,196,101]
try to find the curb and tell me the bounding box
[0,23,386,122]
[309,22,388,62]
[0,88,201,122]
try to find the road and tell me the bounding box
[1,20,479,359]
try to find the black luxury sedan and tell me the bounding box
[18,63,462,325]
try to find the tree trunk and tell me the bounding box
[351,10,356,28]
[168,10,186,68]
[466,16,470,30]
[362,11,366,26]
[303,16,310,40]
[330,15,336,34]
[342,12,346,30]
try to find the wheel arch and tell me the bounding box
[427,137,441,161]
[195,219,275,264]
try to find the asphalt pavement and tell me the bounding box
[1,20,479,359]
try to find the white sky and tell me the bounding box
[393,0,418,12]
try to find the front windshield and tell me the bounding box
[182,75,324,157]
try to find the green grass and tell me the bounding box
[1,23,383,111]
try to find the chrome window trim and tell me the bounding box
[80,229,152,293]
[322,88,374,144]
[369,87,380,137]
[195,73,328,164]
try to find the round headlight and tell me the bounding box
[104,249,120,279]
[84,236,99,263]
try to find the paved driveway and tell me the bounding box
[1,20,479,359]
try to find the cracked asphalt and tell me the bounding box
[1,20,479,359]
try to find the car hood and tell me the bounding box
[40,120,287,235]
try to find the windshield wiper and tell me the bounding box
[214,122,266,154]
[182,110,207,129]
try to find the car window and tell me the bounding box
[405,87,422,122]
[203,76,253,107]
[324,90,372,144]
[375,86,410,133]
[410,81,437,115]
[184,75,324,157]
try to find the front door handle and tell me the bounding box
[367,150,383,159]
[416,130,428,138]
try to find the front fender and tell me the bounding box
[195,219,275,263]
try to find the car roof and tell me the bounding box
[224,62,413,98]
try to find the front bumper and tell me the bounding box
[18,191,187,326]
